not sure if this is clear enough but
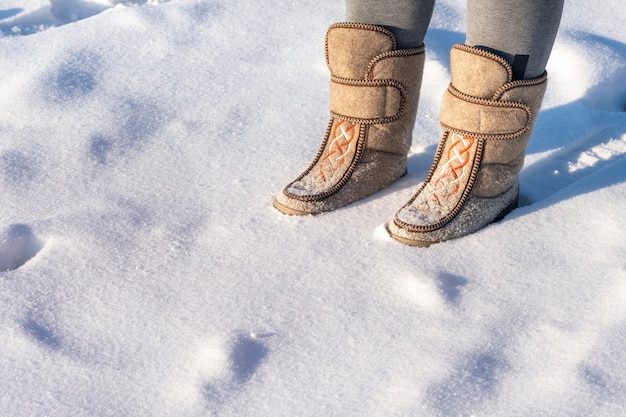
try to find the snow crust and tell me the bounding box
[1,0,625,416]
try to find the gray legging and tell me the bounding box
[346,0,564,79]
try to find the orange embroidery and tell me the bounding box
[431,134,475,206]
[318,120,358,182]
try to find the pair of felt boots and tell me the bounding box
[274,23,547,246]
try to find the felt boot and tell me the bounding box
[274,22,425,215]
[388,44,547,246]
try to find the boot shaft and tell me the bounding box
[326,23,425,155]
[440,44,547,198]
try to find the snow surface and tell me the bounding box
[1,0,625,416]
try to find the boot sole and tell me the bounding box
[273,198,311,216]
[388,194,519,247]
[387,229,433,247]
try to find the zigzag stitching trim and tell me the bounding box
[365,46,425,79]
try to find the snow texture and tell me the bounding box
[0,0,625,416]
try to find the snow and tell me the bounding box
[0,0,625,416]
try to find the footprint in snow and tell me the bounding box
[397,274,445,312]
[203,332,271,407]
[1,150,38,186]
[21,312,63,351]
[183,1,224,25]
[397,272,469,311]
[520,132,626,206]
[230,333,270,385]
[0,224,44,272]
[88,98,167,166]
[519,35,626,207]
[436,273,469,305]
[579,364,611,391]
[43,50,100,103]
[427,348,510,415]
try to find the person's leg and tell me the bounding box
[388,0,564,246]
[346,0,435,48]
[466,0,564,79]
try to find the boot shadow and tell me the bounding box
[518,33,626,213]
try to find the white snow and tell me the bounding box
[1,0,625,416]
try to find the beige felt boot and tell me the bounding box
[274,22,425,215]
[388,44,547,246]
